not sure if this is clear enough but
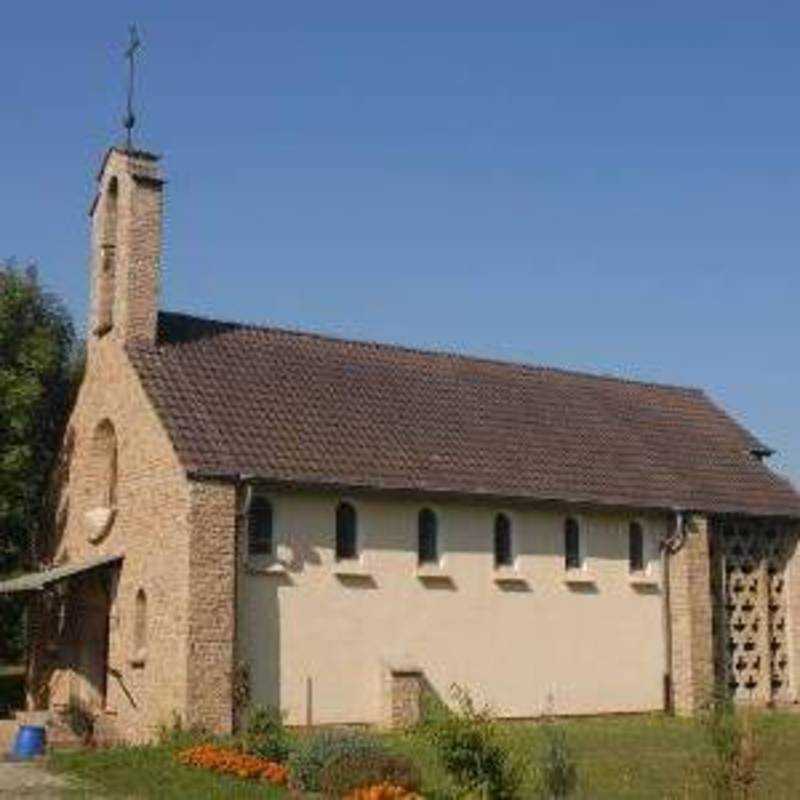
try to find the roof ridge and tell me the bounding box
[158,310,704,395]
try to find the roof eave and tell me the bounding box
[184,469,800,521]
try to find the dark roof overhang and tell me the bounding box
[0,554,123,595]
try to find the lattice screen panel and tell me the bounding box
[765,528,792,701]
[713,521,795,704]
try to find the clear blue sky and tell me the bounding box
[3,3,799,486]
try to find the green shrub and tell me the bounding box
[420,684,519,800]
[156,710,211,750]
[246,706,284,739]
[288,730,388,793]
[243,705,294,763]
[320,749,421,798]
[537,723,577,799]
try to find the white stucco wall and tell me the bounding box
[237,491,668,725]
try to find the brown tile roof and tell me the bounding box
[126,311,800,518]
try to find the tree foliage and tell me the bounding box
[0,261,78,661]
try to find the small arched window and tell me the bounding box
[335,502,358,561]
[494,513,513,568]
[418,508,439,565]
[565,517,581,570]
[132,588,147,667]
[89,419,118,508]
[629,521,645,573]
[248,496,273,557]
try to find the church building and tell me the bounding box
[2,146,800,743]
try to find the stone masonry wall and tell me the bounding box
[669,514,714,714]
[47,336,193,743]
[33,146,244,744]
[389,671,424,729]
[41,147,196,742]
[90,149,161,345]
[186,480,237,734]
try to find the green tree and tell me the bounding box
[0,261,78,662]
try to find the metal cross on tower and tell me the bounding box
[123,24,141,151]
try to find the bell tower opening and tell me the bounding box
[95,177,118,335]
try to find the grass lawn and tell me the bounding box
[391,711,800,799]
[49,711,800,799]
[51,743,286,799]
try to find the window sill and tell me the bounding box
[246,561,288,576]
[333,561,370,578]
[629,572,659,588]
[563,570,596,586]
[415,564,449,579]
[493,567,527,585]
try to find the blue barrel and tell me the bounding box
[11,725,46,759]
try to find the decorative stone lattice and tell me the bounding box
[712,521,795,703]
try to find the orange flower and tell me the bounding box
[175,745,288,785]
[344,782,422,800]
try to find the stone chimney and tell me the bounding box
[89,148,164,345]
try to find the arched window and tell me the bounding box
[494,513,513,568]
[335,502,358,561]
[418,508,439,565]
[629,521,645,573]
[96,177,118,335]
[248,496,273,556]
[89,419,118,508]
[132,588,147,667]
[565,517,581,570]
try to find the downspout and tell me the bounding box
[661,510,687,714]
[238,479,255,522]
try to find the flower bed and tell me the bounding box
[176,744,288,786]
[344,783,422,800]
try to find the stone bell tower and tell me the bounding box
[88,148,164,345]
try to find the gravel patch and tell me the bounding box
[0,760,75,798]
